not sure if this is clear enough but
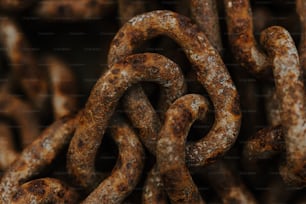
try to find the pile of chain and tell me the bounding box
[0,0,305,203]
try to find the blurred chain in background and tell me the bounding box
[0,0,305,203]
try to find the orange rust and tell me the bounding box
[260,26,306,186]
[11,178,78,204]
[117,0,167,156]
[0,2,303,202]
[108,10,241,166]
[191,0,222,52]
[67,53,186,190]
[225,0,306,186]
[142,166,168,204]
[265,88,282,127]
[0,114,78,203]
[244,125,285,159]
[123,87,163,154]
[82,116,144,203]
[157,94,209,203]
[108,11,240,203]
[224,0,271,74]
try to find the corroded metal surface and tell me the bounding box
[11,178,79,204]
[157,94,208,203]
[244,125,285,159]
[191,0,222,52]
[0,114,78,203]
[82,116,144,204]
[67,53,186,190]
[0,2,305,203]
[142,166,167,204]
[224,0,270,74]
[108,10,241,166]
[225,0,306,187]
[261,26,306,186]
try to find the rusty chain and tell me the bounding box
[67,52,186,190]
[224,0,306,187]
[0,0,305,203]
[157,94,208,203]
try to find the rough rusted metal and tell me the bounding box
[0,17,48,110]
[203,161,257,204]
[10,178,79,204]
[1,2,304,202]
[108,10,241,166]
[44,56,78,119]
[0,114,78,203]
[122,60,187,153]
[0,123,18,170]
[142,166,167,204]
[118,7,188,202]
[224,0,271,74]
[118,0,164,155]
[222,0,306,187]
[265,88,282,127]
[297,0,306,72]
[109,11,240,203]
[190,0,222,52]
[260,26,306,186]
[67,53,186,190]
[225,0,306,186]
[244,125,285,159]
[123,87,163,154]
[157,94,208,203]
[0,92,40,147]
[35,0,115,20]
[125,89,170,203]
[82,116,144,204]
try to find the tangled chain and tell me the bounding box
[0,0,305,203]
